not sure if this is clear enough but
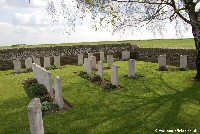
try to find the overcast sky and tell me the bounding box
[0,0,194,46]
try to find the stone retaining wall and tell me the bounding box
[0,44,197,70]
[0,44,135,70]
[136,47,196,69]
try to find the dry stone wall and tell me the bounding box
[0,44,197,70]
[0,44,134,70]
[136,48,196,69]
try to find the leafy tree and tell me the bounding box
[38,0,200,79]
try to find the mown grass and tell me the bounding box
[0,38,195,49]
[0,61,200,134]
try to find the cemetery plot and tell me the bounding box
[23,63,71,115]
[23,78,71,115]
[75,71,122,91]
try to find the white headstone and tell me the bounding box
[45,70,53,96]
[78,54,83,65]
[122,51,130,60]
[13,59,21,73]
[180,55,187,69]
[25,58,33,70]
[158,55,166,67]
[27,98,44,134]
[111,65,118,87]
[54,76,64,109]
[107,55,114,68]
[33,58,41,66]
[90,56,96,68]
[128,59,136,77]
[84,58,88,72]
[54,56,60,68]
[86,59,92,74]
[98,61,104,79]
[100,52,105,62]
[44,57,51,69]
[88,53,93,59]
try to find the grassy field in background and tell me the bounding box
[0,38,195,49]
[0,61,200,133]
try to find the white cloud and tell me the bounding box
[13,11,51,27]
[0,21,13,33]
[0,0,194,47]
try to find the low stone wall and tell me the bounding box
[0,44,197,70]
[0,43,135,70]
[136,48,196,69]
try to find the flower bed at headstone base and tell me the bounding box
[75,71,123,91]
[22,78,72,115]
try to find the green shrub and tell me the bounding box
[41,101,53,111]
[90,74,102,82]
[78,71,89,79]
[30,83,48,97]
[48,65,58,70]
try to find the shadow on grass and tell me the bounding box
[53,73,200,134]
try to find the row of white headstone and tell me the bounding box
[13,56,60,73]
[78,51,131,65]
[32,63,64,108]
[158,54,188,69]
[84,53,137,87]
[28,63,64,134]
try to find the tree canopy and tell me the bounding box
[44,0,200,37]
[38,0,200,79]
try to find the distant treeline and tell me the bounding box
[11,44,26,47]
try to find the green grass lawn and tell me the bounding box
[0,38,195,49]
[0,61,200,134]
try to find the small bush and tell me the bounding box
[30,83,48,97]
[41,101,53,111]
[48,65,58,70]
[90,74,102,82]
[78,71,89,79]
[22,78,37,87]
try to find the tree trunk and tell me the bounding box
[192,26,200,80]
